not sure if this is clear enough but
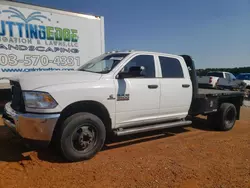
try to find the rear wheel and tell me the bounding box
[208,103,237,131]
[57,112,106,162]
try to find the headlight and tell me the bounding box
[23,91,58,109]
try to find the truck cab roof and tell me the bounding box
[104,51,187,62]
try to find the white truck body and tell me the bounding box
[0,0,105,87]
[3,51,244,161]
[9,51,193,126]
[236,73,250,98]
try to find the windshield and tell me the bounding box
[78,53,129,73]
[207,72,224,78]
[236,74,250,80]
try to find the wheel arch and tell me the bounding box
[52,100,112,142]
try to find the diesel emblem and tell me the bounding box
[117,94,130,101]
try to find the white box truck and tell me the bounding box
[0,0,105,88]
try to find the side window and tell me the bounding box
[121,55,155,78]
[229,73,236,80]
[225,73,231,81]
[159,56,184,78]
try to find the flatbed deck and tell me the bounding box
[197,88,244,97]
[190,88,244,117]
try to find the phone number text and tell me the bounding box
[0,54,80,67]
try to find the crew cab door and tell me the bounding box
[114,54,160,128]
[157,55,192,121]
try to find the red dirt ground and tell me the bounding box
[0,108,250,188]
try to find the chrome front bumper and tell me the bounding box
[3,102,60,143]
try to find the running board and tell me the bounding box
[114,120,192,136]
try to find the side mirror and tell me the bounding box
[116,72,130,79]
[116,66,144,79]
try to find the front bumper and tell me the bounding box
[3,102,60,145]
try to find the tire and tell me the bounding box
[209,103,237,131]
[57,112,106,162]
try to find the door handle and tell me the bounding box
[148,85,158,89]
[182,84,190,88]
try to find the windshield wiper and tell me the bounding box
[78,69,92,72]
[96,70,110,74]
[78,69,103,74]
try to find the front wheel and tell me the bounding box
[57,112,106,162]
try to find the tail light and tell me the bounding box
[209,77,213,83]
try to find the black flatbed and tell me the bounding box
[189,88,244,117]
[181,54,244,120]
[197,88,244,98]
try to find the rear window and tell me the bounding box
[159,56,184,78]
[207,72,224,78]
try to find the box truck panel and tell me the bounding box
[0,1,104,85]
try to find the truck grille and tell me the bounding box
[10,81,25,112]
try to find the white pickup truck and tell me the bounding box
[3,51,244,161]
[198,71,236,88]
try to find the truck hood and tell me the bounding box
[10,71,102,90]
